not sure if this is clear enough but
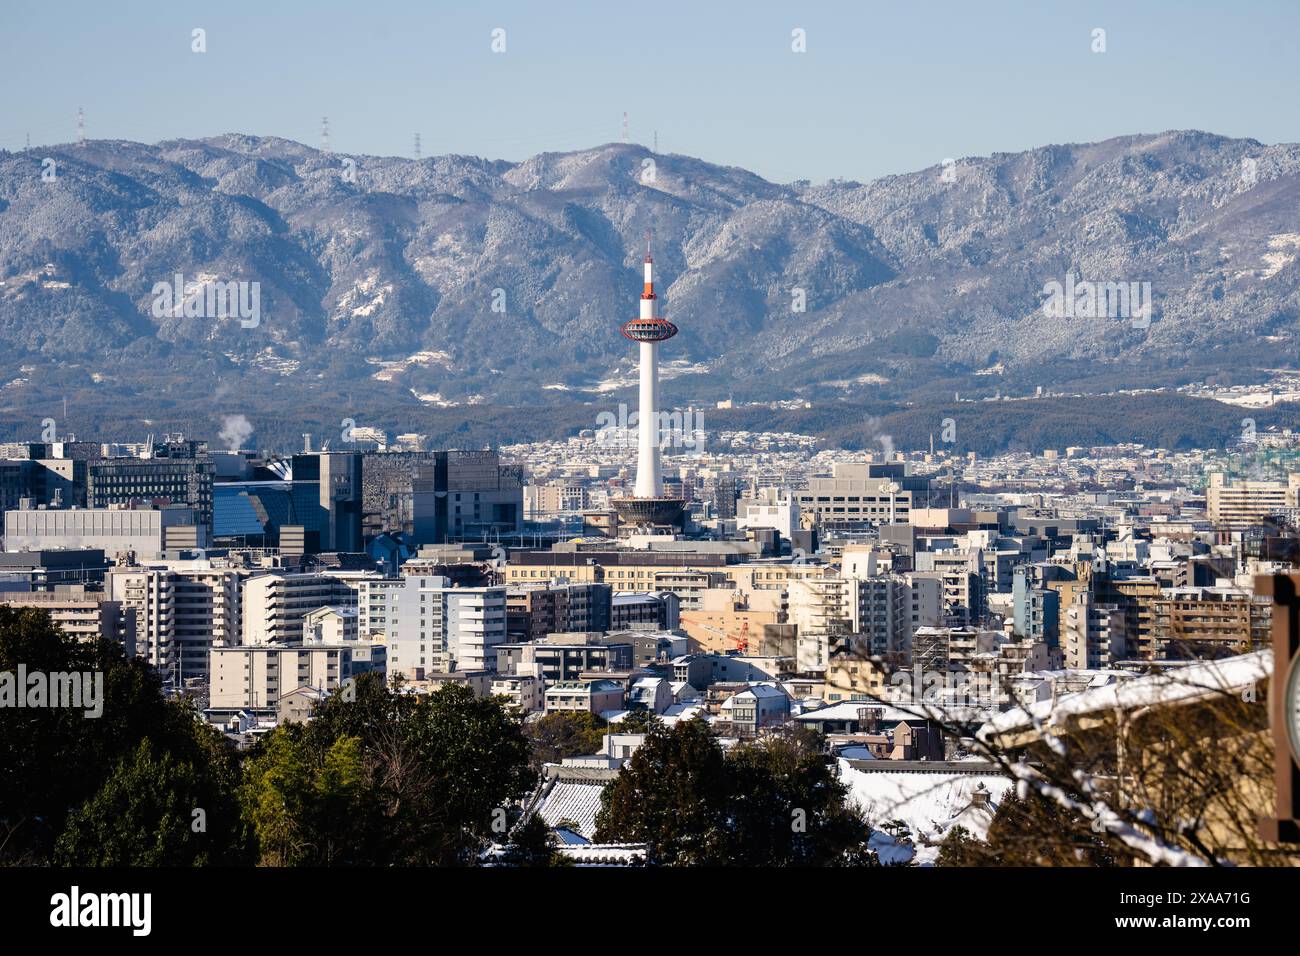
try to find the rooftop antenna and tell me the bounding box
[622,111,629,144]
[321,116,330,153]
[76,106,85,145]
[413,132,421,159]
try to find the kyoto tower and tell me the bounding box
[612,240,686,529]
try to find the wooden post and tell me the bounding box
[1256,573,1300,842]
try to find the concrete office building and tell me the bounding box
[496,633,635,682]
[504,550,733,606]
[0,548,111,589]
[794,462,929,529]
[610,591,680,631]
[505,582,612,640]
[5,504,207,560]
[88,454,214,528]
[524,482,590,518]
[0,460,42,513]
[362,449,523,543]
[1206,472,1300,530]
[291,452,364,552]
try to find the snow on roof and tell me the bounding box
[537,780,608,839]
[660,704,706,726]
[794,700,924,724]
[839,760,1012,854]
[662,702,702,717]
[868,830,916,866]
[556,843,646,866]
[978,650,1272,741]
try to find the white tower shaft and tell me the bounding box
[635,340,661,497]
[634,257,661,498]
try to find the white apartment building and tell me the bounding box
[358,574,507,679]
[841,573,943,659]
[303,605,359,644]
[107,563,248,681]
[491,673,545,713]
[736,487,797,538]
[107,567,176,674]
[913,549,985,624]
[242,573,355,645]
[173,565,246,679]
[1206,472,1300,529]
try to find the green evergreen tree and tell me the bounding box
[55,739,220,865]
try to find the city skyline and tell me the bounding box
[1,0,1297,923]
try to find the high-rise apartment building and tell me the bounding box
[358,574,507,678]
[241,573,355,645]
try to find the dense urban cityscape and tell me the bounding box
[6,0,1300,941]
[3,322,1299,869]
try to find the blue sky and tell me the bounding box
[1,0,1294,183]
